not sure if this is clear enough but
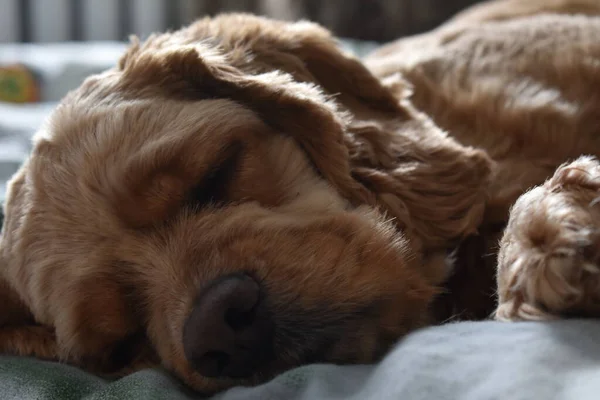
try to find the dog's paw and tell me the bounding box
[495,156,600,321]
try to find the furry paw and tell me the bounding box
[495,156,600,321]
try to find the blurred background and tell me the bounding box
[0,0,484,44]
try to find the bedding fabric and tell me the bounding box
[2,321,600,400]
[1,42,600,400]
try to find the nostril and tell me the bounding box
[225,305,257,331]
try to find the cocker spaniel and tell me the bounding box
[1,0,600,393]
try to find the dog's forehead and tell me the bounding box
[23,93,282,228]
[14,95,288,238]
[35,95,265,161]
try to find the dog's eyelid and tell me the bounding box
[186,143,243,209]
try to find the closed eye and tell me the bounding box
[187,143,243,209]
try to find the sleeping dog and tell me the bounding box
[1,0,600,393]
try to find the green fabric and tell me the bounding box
[0,357,202,400]
[0,356,328,400]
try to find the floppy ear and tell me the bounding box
[117,20,492,247]
[185,14,405,116]
[245,19,404,115]
[343,75,493,248]
[197,17,491,246]
[118,40,375,207]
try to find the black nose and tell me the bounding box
[182,273,273,378]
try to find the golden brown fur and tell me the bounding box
[365,0,600,321]
[1,0,600,393]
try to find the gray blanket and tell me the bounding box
[1,321,600,400]
[218,320,600,400]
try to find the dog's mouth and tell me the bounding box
[182,272,386,381]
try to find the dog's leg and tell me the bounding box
[0,277,59,360]
[0,276,32,327]
[495,156,600,321]
[0,325,58,360]
[0,275,157,371]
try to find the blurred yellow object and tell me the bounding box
[0,65,40,103]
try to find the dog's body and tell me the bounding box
[367,0,600,320]
[366,0,600,320]
[2,0,600,393]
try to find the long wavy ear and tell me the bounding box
[242,19,404,114]
[343,74,493,249]
[184,14,406,116]
[117,19,492,247]
[177,15,492,247]
[118,39,374,207]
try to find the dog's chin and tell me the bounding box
[177,316,391,395]
[177,304,414,395]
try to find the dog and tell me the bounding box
[1,0,600,393]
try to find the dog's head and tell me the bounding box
[0,15,490,392]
